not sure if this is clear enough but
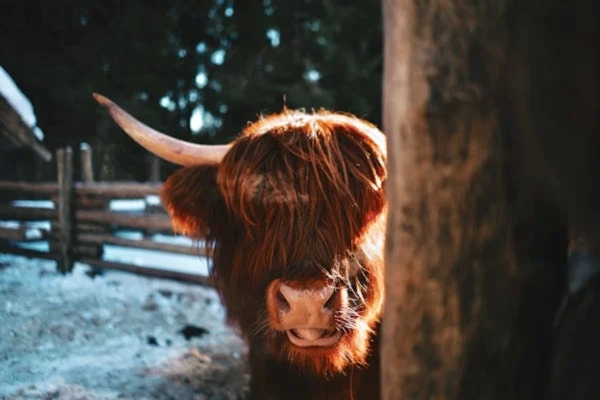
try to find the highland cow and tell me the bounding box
[94,93,387,400]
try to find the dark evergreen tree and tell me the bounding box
[0,0,382,180]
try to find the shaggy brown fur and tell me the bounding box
[161,109,387,399]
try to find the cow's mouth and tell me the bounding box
[286,328,342,347]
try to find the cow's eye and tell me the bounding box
[346,257,363,279]
[324,288,337,310]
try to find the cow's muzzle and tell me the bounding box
[266,279,345,347]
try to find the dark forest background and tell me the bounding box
[0,0,382,181]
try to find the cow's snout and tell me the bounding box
[278,282,335,321]
[267,280,343,347]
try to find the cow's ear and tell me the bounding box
[160,166,225,238]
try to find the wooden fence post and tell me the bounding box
[148,154,161,183]
[80,142,94,182]
[56,146,74,273]
[78,143,105,271]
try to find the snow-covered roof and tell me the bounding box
[0,66,45,141]
[0,65,51,161]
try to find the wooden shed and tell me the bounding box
[0,66,52,180]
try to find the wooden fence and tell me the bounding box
[0,145,211,286]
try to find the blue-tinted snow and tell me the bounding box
[0,256,247,398]
[12,200,54,209]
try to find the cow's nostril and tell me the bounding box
[278,282,336,313]
[276,288,291,313]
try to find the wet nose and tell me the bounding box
[275,282,335,328]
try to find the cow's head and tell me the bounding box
[94,94,387,376]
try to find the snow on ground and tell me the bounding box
[0,199,250,398]
[0,255,249,400]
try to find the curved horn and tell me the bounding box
[93,93,230,166]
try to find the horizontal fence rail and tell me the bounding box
[0,181,164,198]
[0,145,211,286]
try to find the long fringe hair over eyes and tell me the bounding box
[214,109,387,281]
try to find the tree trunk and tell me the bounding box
[381,1,566,399]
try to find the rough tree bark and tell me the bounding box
[381,0,569,399]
